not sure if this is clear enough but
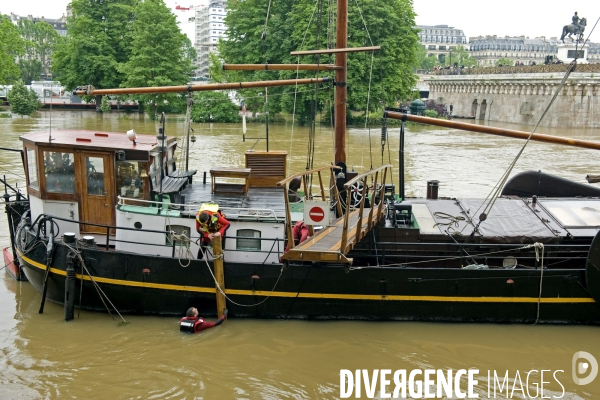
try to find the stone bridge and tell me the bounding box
[425,68,600,128]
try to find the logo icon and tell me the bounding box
[572,351,598,385]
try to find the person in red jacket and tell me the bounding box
[196,209,230,259]
[284,220,310,253]
[180,307,228,333]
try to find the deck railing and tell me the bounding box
[341,165,392,254]
[29,212,283,259]
[276,165,342,252]
[117,196,280,221]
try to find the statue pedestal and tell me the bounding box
[557,43,589,64]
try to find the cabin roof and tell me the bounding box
[20,130,161,152]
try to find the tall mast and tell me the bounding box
[334,0,348,164]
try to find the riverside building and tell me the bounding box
[469,35,562,66]
[416,24,467,63]
[194,1,228,80]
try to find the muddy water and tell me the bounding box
[1,110,599,399]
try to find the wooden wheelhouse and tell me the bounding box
[21,130,177,239]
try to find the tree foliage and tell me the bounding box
[219,0,419,123]
[190,91,241,123]
[496,58,514,67]
[119,0,195,118]
[18,59,43,85]
[416,46,438,70]
[100,95,111,113]
[0,15,26,84]
[8,79,40,116]
[17,19,60,83]
[52,0,137,91]
[443,45,477,68]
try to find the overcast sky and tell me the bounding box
[2,1,600,43]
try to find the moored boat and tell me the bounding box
[4,0,600,324]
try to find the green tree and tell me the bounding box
[100,95,111,113]
[496,58,513,67]
[52,0,137,92]
[8,79,40,116]
[219,0,419,123]
[0,15,26,84]
[415,46,439,71]
[17,19,60,83]
[190,91,241,123]
[119,0,194,118]
[18,59,43,85]
[208,52,224,83]
[444,45,477,68]
[415,45,437,70]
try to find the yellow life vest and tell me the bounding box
[196,203,221,233]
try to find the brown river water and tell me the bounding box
[1,110,599,399]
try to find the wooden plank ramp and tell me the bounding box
[281,208,379,264]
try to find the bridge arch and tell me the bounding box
[479,100,487,120]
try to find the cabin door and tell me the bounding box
[79,152,114,233]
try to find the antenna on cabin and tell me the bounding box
[48,82,52,142]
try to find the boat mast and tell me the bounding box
[335,0,348,164]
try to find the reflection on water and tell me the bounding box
[0,111,599,398]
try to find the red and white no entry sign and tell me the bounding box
[303,200,330,225]
[309,206,325,222]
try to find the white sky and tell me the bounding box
[2,1,600,43]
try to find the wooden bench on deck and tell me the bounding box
[210,167,252,194]
[149,168,189,199]
[167,156,197,183]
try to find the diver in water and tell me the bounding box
[179,307,228,333]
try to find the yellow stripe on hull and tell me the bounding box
[18,252,595,304]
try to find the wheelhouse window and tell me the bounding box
[117,161,146,199]
[44,151,75,193]
[26,148,38,189]
[85,156,105,195]
[236,229,261,251]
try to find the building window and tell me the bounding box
[26,148,38,189]
[236,229,261,251]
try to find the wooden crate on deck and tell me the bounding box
[245,150,287,188]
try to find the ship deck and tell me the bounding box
[179,180,287,219]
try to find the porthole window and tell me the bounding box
[236,229,261,251]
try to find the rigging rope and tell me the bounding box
[463,17,600,234]
[289,1,320,174]
[533,242,545,325]
[461,60,578,235]
[348,242,545,270]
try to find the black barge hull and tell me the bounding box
[17,240,599,324]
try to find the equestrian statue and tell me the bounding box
[561,12,587,43]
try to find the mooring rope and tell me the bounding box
[533,242,545,325]
[201,249,284,307]
[62,239,127,323]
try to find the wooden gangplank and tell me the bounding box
[277,164,392,265]
[280,208,382,264]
